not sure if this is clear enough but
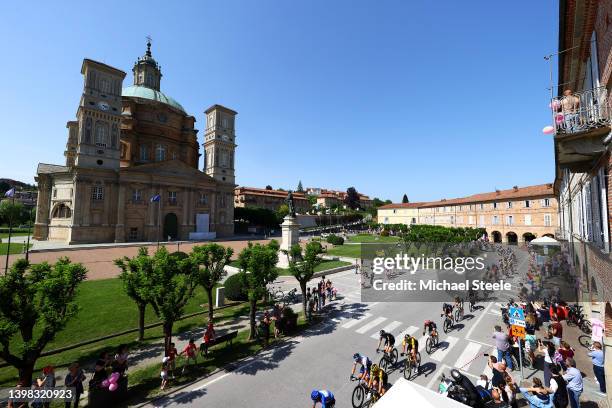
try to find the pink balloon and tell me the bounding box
[109,382,118,392]
[101,379,109,388]
[109,373,120,383]
[549,100,560,110]
[555,113,564,123]
[542,125,554,134]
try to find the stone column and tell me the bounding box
[188,190,195,226]
[33,176,51,240]
[210,191,216,231]
[103,182,112,226]
[114,184,126,242]
[81,182,91,226]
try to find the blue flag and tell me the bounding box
[4,188,15,198]
[150,194,161,202]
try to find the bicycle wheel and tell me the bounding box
[566,315,576,327]
[416,352,421,372]
[379,356,388,371]
[580,320,592,335]
[425,337,433,354]
[352,385,365,408]
[578,335,592,349]
[443,318,451,333]
[403,359,412,380]
[391,349,399,365]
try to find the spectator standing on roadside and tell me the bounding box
[588,341,606,393]
[167,342,178,379]
[550,318,563,348]
[493,326,513,370]
[113,345,129,375]
[64,362,86,408]
[200,321,216,357]
[548,365,569,408]
[562,358,583,408]
[180,338,198,374]
[519,378,553,408]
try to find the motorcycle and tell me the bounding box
[567,304,592,334]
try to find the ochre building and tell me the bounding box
[34,41,236,244]
[378,184,558,244]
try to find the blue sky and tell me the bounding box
[0,0,558,202]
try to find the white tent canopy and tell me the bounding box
[530,236,560,245]
[374,378,467,408]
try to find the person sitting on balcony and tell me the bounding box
[560,89,580,132]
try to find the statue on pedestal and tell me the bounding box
[285,190,296,217]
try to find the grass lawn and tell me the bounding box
[0,278,247,386]
[229,259,351,276]
[346,233,400,243]
[0,242,32,255]
[326,244,362,258]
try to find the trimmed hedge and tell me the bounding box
[224,273,247,301]
[326,234,344,246]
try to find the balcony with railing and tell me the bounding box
[552,87,612,171]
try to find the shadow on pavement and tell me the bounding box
[151,388,208,406]
[230,339,299,376]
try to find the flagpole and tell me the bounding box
[25,207,33,262]
[4,190,15,274]
[157,199,161,249]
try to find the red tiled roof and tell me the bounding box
[234,186,308,200]
[380,184,554,210]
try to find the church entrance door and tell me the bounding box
[163,213,178,241]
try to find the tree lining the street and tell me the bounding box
[284,241,324,318]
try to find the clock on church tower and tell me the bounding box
[73,59,126,169]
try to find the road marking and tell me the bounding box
[465,301,493,342]
[356,317,387,334]
[395,326,419,341]
[430,336,459,362]
[453,341,481,371]
[370,320,402,338]
[489,309,501,316]
[342,312,372,329]
[192,372,231,391]
[417,335,429,351]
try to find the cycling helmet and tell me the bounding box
[310,390,320,401]
[353,353,361,361]
[450,369,462,381]
[404,333,411,340]
[379,329,386,336]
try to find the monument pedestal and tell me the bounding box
[277,215,300,268]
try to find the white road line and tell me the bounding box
[396,326,419,341]
[430,336,459,362]
[356,317,387,334]
[342,313,372,329]
[370,320,402,338]
[417,335,429,352]
[489,309,501,316]
[453,341,481,371]
[465,301,493,341]
[193,372,230,391]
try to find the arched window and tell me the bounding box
[84,117,92,143]
[155,144,166,161]
[95,121,109,147]
[52,204,72,219]
[111,124,119,148]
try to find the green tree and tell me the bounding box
[0,200,27,226]
[0,258,87,386]
[191,244,234,323]
[115,247,157,341]
[284,242,324,318]
[145,247,198,354]
[277,204,290,221]
[344,187,360,210]
[237,241,279,340]
[265,185,273,190]
[402,194,409,204]
[296,181,304,192]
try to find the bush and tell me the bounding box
[326,234,344,245]
[224,273,247,301]
[380,230,390,237]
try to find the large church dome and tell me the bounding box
[122,85,185,113]
[122,39,186,114]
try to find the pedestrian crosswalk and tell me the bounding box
[329,303,503,389]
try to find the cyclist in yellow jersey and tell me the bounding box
[368,364,389,397]
[401,334,419,365]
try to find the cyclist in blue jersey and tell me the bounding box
[311,389,335,408]
[351,352,372,381]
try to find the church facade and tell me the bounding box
[34,41,236,244]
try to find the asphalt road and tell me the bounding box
[145,253,529,408]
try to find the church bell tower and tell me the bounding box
[203,105,237,185]
[74,59,126,170]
